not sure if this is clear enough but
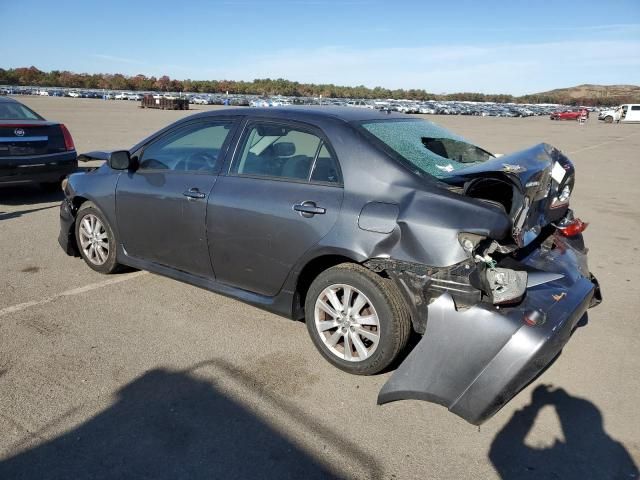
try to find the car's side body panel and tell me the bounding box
[207,176,344,296]
[116,171,218,278]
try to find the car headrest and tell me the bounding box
[272,142,295,157]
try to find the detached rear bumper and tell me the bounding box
[378,234,601,425]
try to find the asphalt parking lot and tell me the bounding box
[1,97,639,479]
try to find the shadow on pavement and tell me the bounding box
[0,359,381,479]
[0,203,59,221]
[0,185,62,205]
[489,384,638,479]
[0,166,96,209]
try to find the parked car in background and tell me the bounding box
[346,100,368,108]
[58,107,599,425]
[68,91,81,98]
[550,109,588,120]
[0,96,77,189]
[598,108,616,122]
[599,104,640,123]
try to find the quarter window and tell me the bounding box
[233,123,339,183]
[139,122,232,172]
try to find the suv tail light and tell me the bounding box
[60,124,75,151]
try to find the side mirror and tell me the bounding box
[109,150,132,170]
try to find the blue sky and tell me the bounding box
[1,0,638,94]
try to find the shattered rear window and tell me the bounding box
[359,119,493,179]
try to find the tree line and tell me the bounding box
[1,66,637,106]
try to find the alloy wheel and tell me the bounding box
[314,284,381,362]
[78,214,109,265]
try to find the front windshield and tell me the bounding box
[360,119,493,179]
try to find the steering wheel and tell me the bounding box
[184,151,218,171]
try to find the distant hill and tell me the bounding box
[520,84,640,105]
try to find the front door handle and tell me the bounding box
[183,188,206,200]
[293,201,326,217]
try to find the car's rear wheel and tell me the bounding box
[75,202,121,274]
[305,263,410,375]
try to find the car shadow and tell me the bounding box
[489,384,638,479]
[0,359,382,480]
[0,185,63,207]
[0,204,59,221]
[0,166,95,209]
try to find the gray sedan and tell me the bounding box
[58,107,600,424]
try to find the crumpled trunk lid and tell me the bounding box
[442,143,574,246]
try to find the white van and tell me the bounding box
[599,104,640,123]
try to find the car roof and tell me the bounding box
[0,96,19,104]
[195,106,409,123]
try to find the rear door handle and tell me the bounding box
[183,188,206,200]
[293,201,326,217]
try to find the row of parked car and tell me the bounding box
[1,85,617,119]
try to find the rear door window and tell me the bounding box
[232,122,341,184]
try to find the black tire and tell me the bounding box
[305,263,411,375]
[75,202,121,274]
[604,115,613,124]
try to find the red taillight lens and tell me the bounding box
[60,124,75,151]
[558,218,588,237]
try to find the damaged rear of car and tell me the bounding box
[356,118,601,424]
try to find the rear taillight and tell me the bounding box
[60,124,75,151]
[557,218,588,237]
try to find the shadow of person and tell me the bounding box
[0,368,342,480]
[489,384,638,479]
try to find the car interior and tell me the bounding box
[237,124,339,183]
[138,124,230,172]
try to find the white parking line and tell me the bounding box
[0,271,147,318]
[568,132,639,154]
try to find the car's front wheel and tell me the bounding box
[305,263,411,375]
[75,202,121,274]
